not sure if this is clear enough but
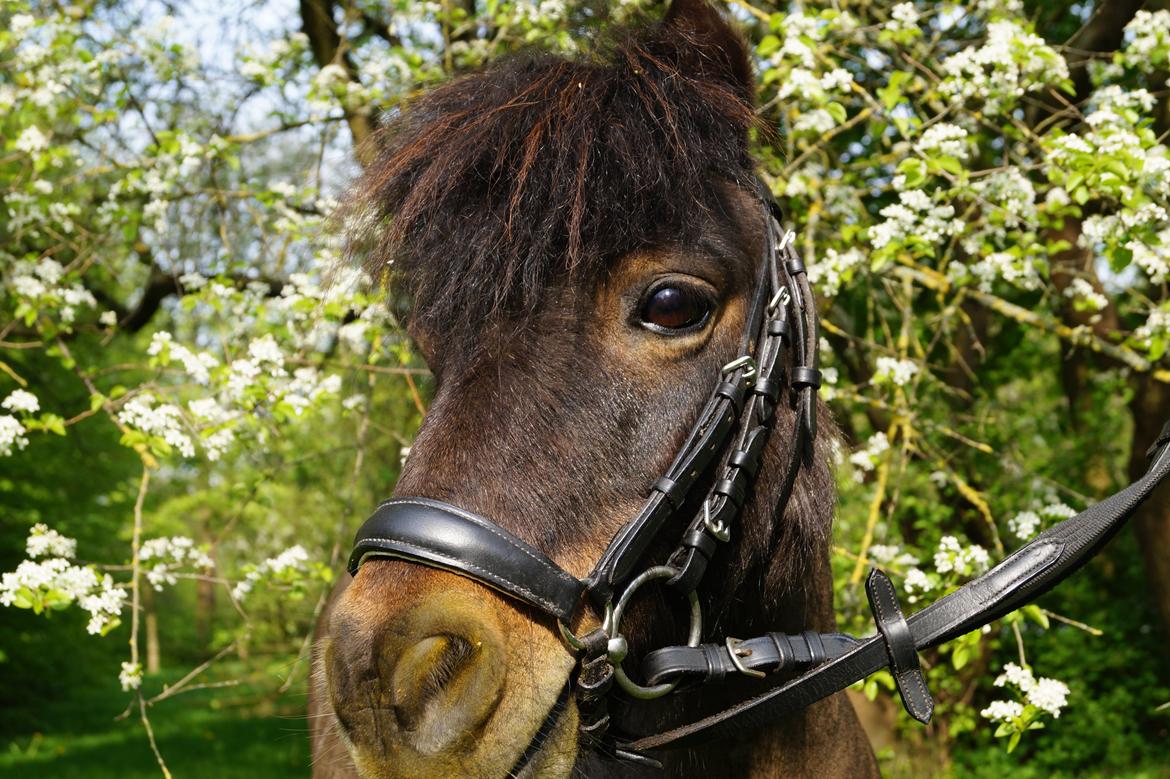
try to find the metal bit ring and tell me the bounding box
[609,565,702,700]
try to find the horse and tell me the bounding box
[308,1,877,776]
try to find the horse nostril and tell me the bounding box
[392,634,474,729]
[389,630,504,754]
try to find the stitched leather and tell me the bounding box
[348,497,584,622]
[867,569,932,724]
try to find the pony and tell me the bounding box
[309,1,877,776]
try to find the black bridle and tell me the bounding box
[347,182,1170,770]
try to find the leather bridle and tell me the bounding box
[347,180,1170,770]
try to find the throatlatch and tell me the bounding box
[348,181,1170,768]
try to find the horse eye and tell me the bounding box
[639,285,712,333]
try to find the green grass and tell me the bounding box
[0,665,312,779]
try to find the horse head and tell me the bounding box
[313,2,872,776]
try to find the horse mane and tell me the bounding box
[346,4,758,344]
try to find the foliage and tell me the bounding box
[2,0,1169,776]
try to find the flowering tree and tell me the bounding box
[2,0,1169,775]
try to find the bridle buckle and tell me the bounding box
[725,636,766,678]
[768,286,791,313]
[721,355,757,382]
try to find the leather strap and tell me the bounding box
[866,569,932,723]
[620,435,1170,751]
[641,631,860,686]
[348,497,584,622]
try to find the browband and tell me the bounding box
[348,497,584,623]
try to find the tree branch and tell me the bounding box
[299,0,377,162]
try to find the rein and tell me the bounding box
[347,181,1170,770]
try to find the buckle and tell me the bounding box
[725,636,766,679]
[722,355,756,382]
[702,500,731,542]
[768,286,792,313]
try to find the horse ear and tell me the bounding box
[662,0,754,98]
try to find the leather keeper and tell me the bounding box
[791,366,822,388]
[802,630,826,664]
[767,318,791,339]
[714,380,745,411]
[653,476,686,509]
[866,569,933,724]
[785,256,806,276]
[682,529,718,559]
[751,376,783,404]
[728,449,761,479]
[714,473,747,507]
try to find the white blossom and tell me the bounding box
[981,699,1024,722]
[808,247,865,297]
[886,2,919,32]
[247,334,286,373]
[934,535,991,576]
[850,432,890,475]
[15,126,50,154]
[1027,677,1070,717]
[2,389,40,414]
[119,661,143,691]
[1008,510,1042,539]
[231,544,311,600]
[1039,502,1076,520]
[26,524,77,559]
[968,251,1042,293]
[915,123,970,160]
[10,13,35,34]
[873,356,919,387]
[80,575,128,634]
[794,109,836,134]
[116,395,195,457]
[995,662,1036,691]
[1063,278,1108,312]
[1135,307,1170,350]
[904,567,931,592]
[821,68,854,92]
[0,416,29,456]
[870,189,960,249]
[140,537,214,591]
[939,21,1069,111]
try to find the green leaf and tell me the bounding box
[1007,731,1022,753]
[878,71,913,111]
[896,158,927,189]
[935,155,963,175]
[1022,604,1050,629]
[826,102,847,125]
[758,34,780,57]
[952,643,970,670]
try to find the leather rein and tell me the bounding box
[347,182,1170,769]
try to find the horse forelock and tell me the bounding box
[345,12,759,354]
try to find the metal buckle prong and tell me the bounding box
[722,355,757,381]
[768,286,792,313]
[777,229,796,251]
[725,636,766,679]
[702,501,731,542]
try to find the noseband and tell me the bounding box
[348,181,1170,768]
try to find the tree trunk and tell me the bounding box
[143,585,161,673]
[1128,377,1170,636]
